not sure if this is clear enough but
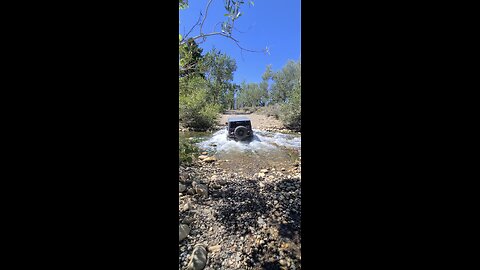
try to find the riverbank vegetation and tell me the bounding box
[179,0,301,133]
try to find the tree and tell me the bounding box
[259,64,273,105]
[179,0,267,61]
[179,38,204,78]
[270,60,301,104]
[203,48,237,107]
[236,82,265,108]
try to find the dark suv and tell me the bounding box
[226,117,254,141]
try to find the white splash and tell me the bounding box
[197,129,301,154]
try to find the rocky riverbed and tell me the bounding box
[179,157,301,270]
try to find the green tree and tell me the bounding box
[179,38,204,78]
[179,0,266,56]
[270,60,301,104]
[179,75,221,130]
[236,82,265,108]
[203,48,237,107]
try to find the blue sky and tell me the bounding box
[179,0,301,84]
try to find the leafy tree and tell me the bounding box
[203,48,237,107]
[280,80,301,131]
[236,82,266,108]
[179,38,204,78]
[179,0,266,53]
[270,60,301,104]
[179,75,221,130]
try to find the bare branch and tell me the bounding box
[181,31,268,55]
[199,0,214,35]
[184,13,202,40]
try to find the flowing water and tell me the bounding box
[181,129,301,173]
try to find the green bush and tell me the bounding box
[280,84,301,131]
[179,76,221,131]
[257,104,282,119]
[179,137,199,165]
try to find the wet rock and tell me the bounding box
[179,224,191,242]
[187,245,207,270]
[179,183,186,193]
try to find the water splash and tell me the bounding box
[197,129,301,154]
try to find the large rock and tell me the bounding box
[187,245,207,270]
[179,224,191,242]
[179,183,186,193]
[203,156,216,163]
[192,182,208,197]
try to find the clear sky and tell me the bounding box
[179,0,301,84]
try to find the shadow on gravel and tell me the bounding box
[213,179,271,236]
[276,178,301,241]
[262,261,281,270]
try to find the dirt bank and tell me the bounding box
[218,110,285,131]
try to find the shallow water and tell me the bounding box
[182,129,301,171]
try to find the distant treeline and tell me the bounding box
[179,39,300,131]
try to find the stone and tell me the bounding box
[198,155,208,160]
[260,169,269,173]
[179,224,191,242]
[281,167,286,171]
[193,182,208,197]
[201,152,208,155]
[187,245,207,270]
[203,156,216,163]
[258,172,265,178]
[182,217,194,224]
[207,245,222,252]
[179,183,186,193]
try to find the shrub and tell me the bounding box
[257,104,282,119]
[179,137,199,164]
[179,76,221,131]
[280,84,301,131]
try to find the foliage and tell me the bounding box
[179,75,221,130]
[270,60,301,104]
[179,137,199,164]
[280,81,301,131]
[203,48,237,108]
[179,38,204,78]
[179,0,266,55]
[236,81,268,108]
[257,104,282,119]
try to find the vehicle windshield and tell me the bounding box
[229,121,251,129]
